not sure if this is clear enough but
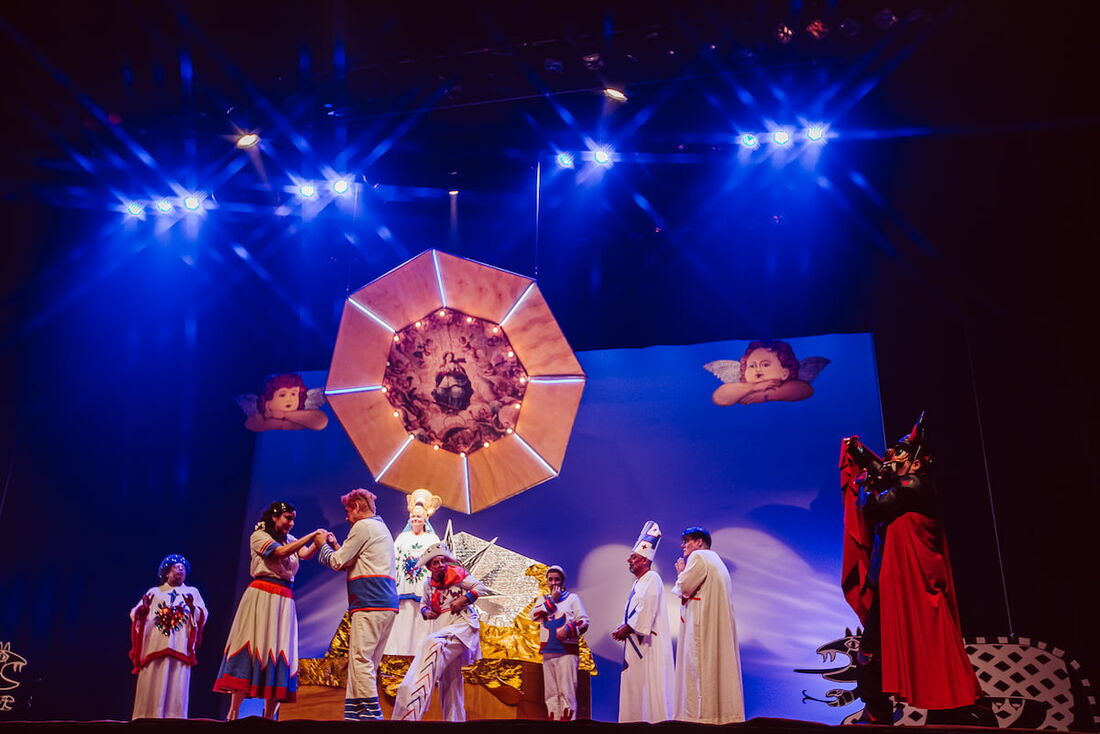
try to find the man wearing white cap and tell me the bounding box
[530,565,589,720]
[392,542,487,722]
[672,526,744,724]
[611,521,675,723]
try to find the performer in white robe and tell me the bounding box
[392,542,487,722]
[612,521,675,723]
[672,525,745,724]
[316,488,399,721]
[129,554,207,719]
[384,489,441,656]
[530,564,590,720]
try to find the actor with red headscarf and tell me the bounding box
[840,414,983,724]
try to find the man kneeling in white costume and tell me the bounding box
[392,542,487,721]
[672,525,744,724]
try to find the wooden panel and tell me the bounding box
[382,440,467,512]
[353,250,441,331]
[467,435,556,513]
[514,379,586,472]
[326,391,409,476]
[326,300,393,390]
[501,285,584,377]
[435,250,533,324]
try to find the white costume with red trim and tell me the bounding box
[392,565,487,722]
[213,530,300,702]
[129,584,207,719]
[316,515,399,721]
[530,589,589,720]
[672,548,744,723]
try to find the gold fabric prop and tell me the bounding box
[298,540,595,690]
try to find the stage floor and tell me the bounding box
[0,718,1067,734]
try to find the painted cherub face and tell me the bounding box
[744,348,790,383]
[267,386,301,412]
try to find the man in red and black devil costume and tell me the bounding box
[840,414,985,724]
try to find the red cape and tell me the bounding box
[839,440,981,710]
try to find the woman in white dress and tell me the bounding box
[213,501,327,720]
[129,554,208,719]
[384,489,442,655]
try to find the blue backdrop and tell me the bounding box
[240,332,884,722]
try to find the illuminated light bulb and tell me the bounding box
[514,404,521,410]
[806,125,826,142]
[392,411,400,418]
[482,441,490,448]
[393,335,400,342]
[415,321,423,328]
[332,179,350,194]
[507,351,515,358]
[381,387,388,393]
[236,133,260,149]
[155,199,173,213]
[739,133,759,149]
[519,376,527,383]
[603,88,627,102]
[125,202,144,217]
[438,309,446,317]
[466,316,473,323]
[299,183,316,198]
[491,326,500,333]
[593,148,612,165]
[773,130,792,145]
[506,428,514,434]
[555,152,575,169]
[433,444,441,451]
[183,195,201,211]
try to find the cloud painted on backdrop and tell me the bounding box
[712,526,855,669]
[574,529,855,669]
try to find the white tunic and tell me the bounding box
[618,569,675,723]
[672,548,744,724]
[384,527,440,655]
[129,583,207,719]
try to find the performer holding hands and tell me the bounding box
[531,565,589,720]
[213,501,327,720]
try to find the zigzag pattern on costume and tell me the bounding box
[400,635,450,720]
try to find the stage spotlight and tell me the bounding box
[739,133,759,149]
[805,125,826,142]
[775,24,795,44]
[874,9,898,30]
[555,152,575,169]
[603,88,628,102]
[448,190,459,196]
[772,130,792,145]
[806,19,830,40]
[183,194,202,211]
[235,132,260,149]
[155,198,173,213]
[593,148,612,166]
[582,52,604,70]
[125,202,144,217]
[332,179,351,195]
[299,183,317,198]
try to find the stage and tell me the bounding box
[0,719,1052,734]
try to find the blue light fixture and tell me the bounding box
[155,199,173,213]
[299,183,317,198]
[772,130,792,145]
[332,179,350,195]
[739,133,759,149]
[593,147,613,166]
[805,125,826,142]
[183,194,202,211]
[125,202,144,217]
[556,152,575,169]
